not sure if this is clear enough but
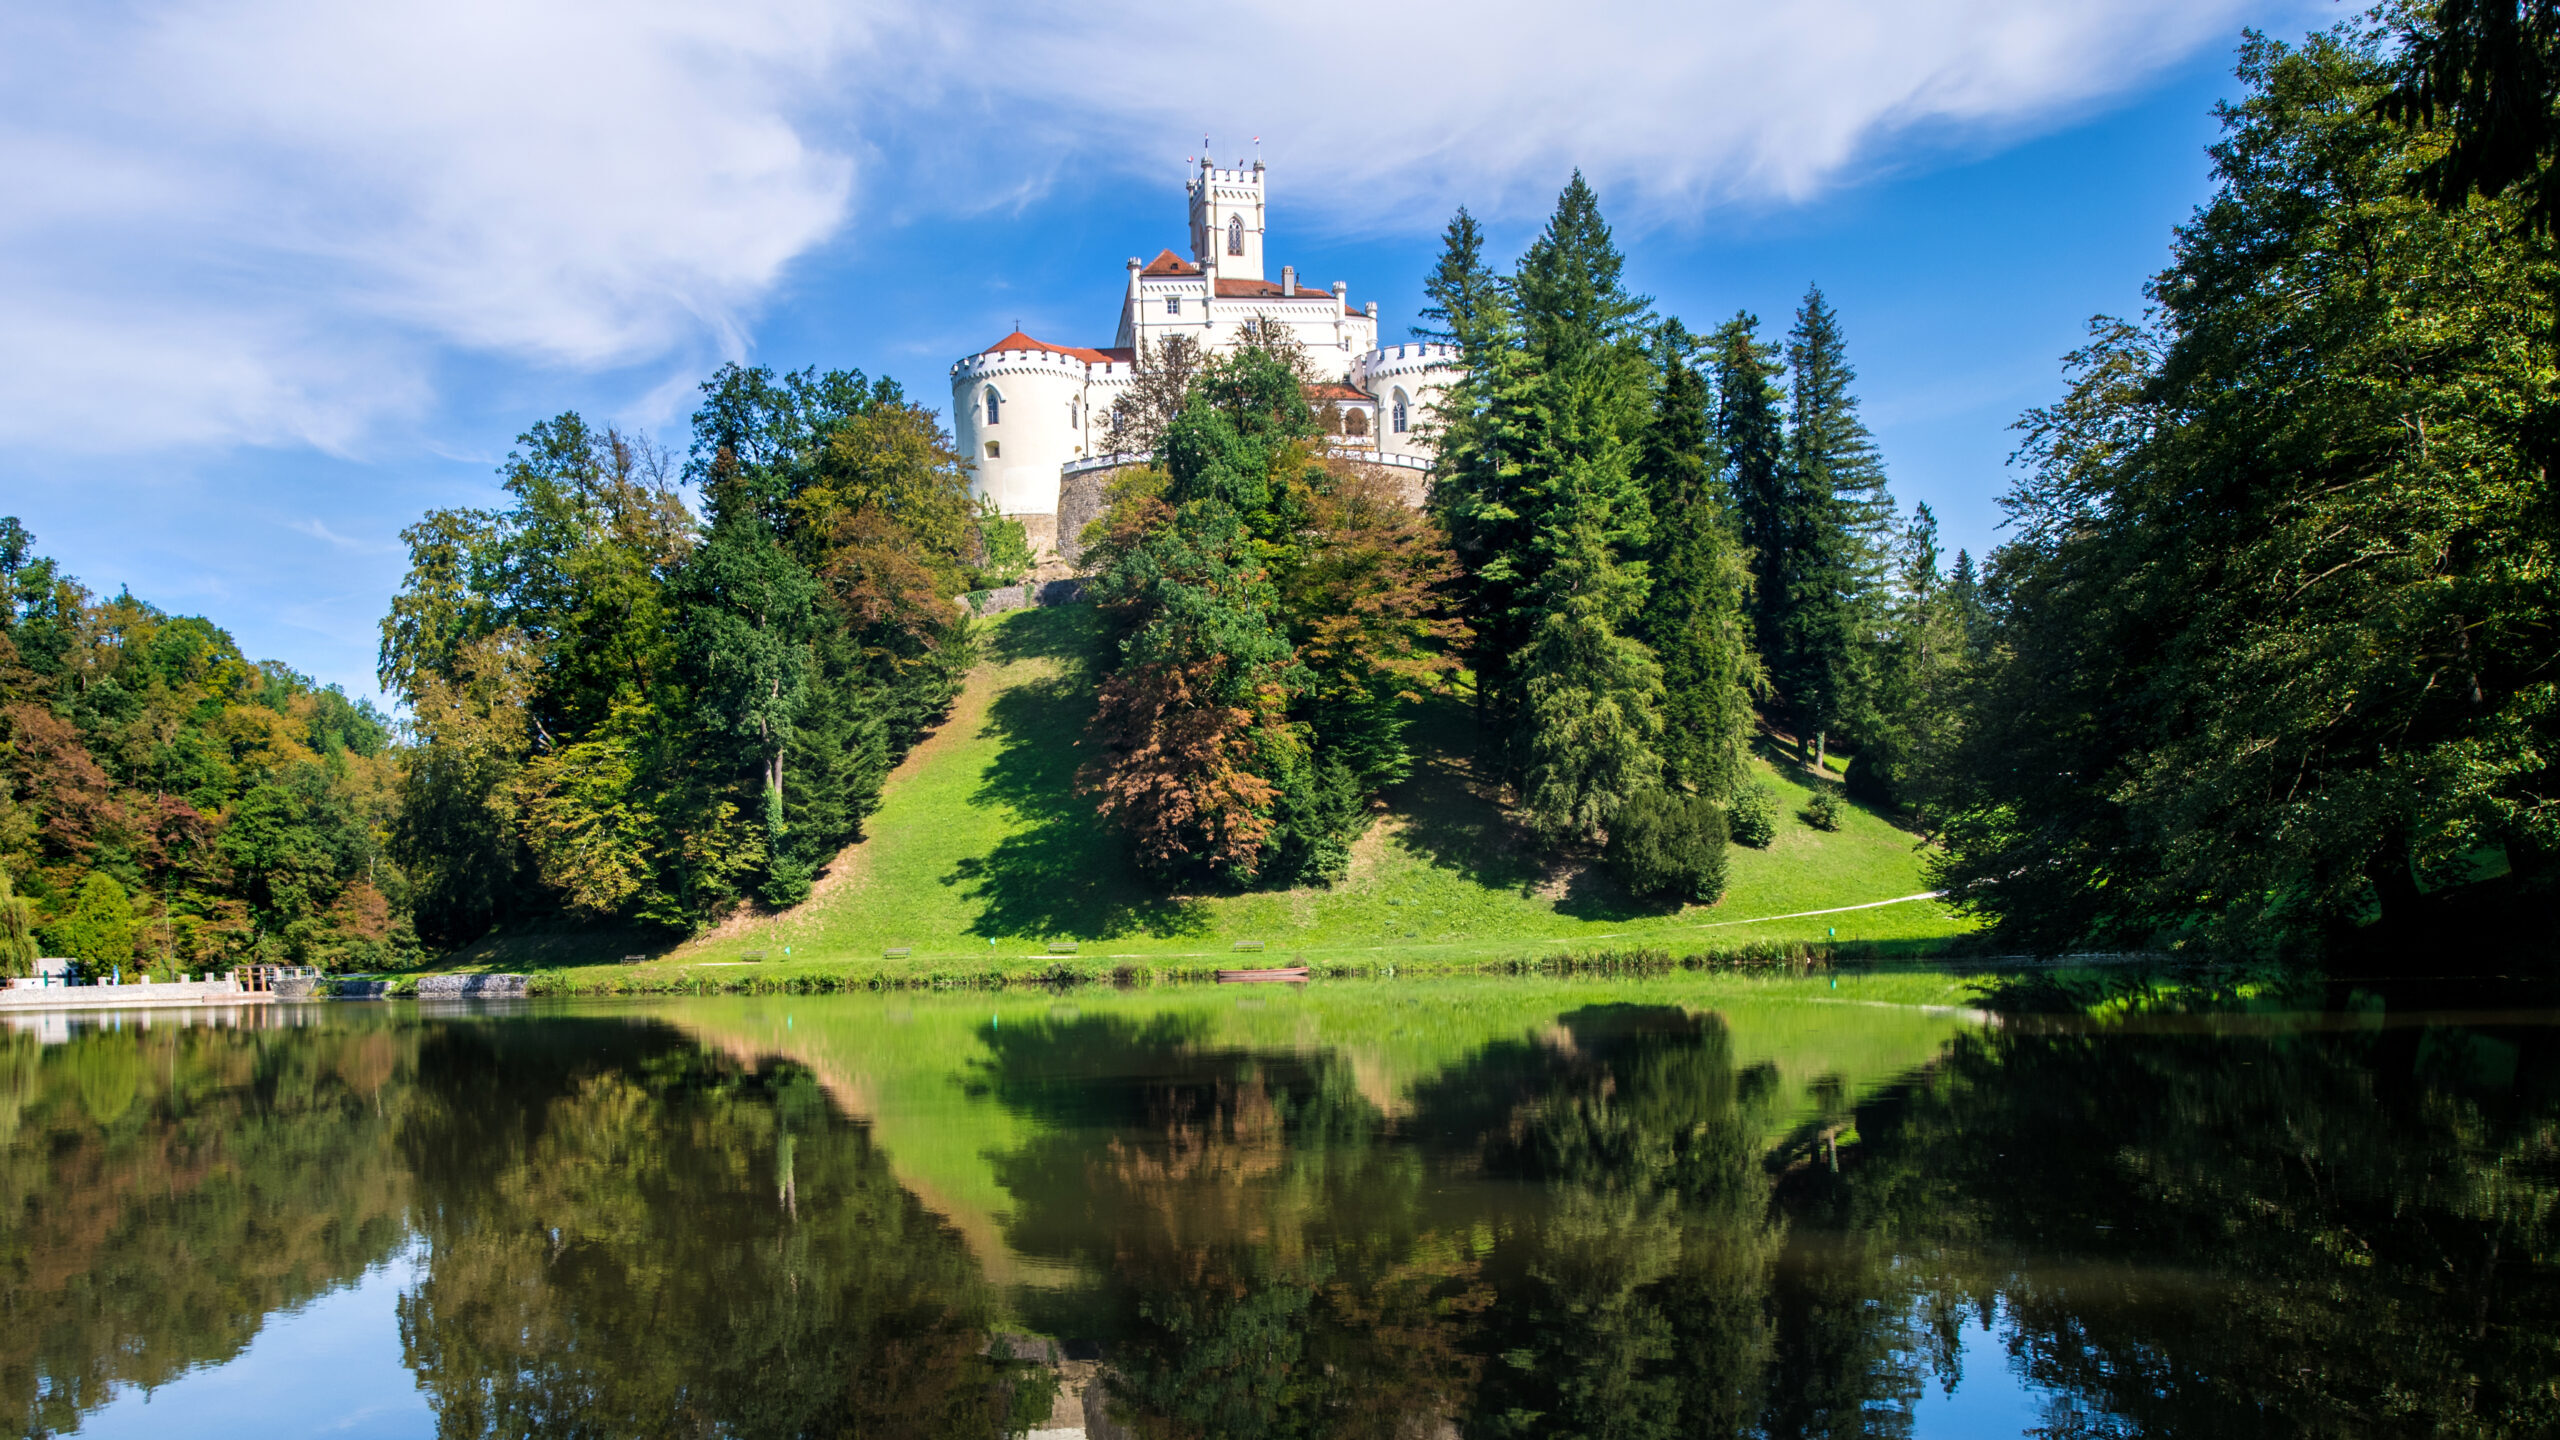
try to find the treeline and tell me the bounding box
[1073,183,1964,906]
[380,367,1031,944]
[1924,17,2559,955]
[0,520,408,975]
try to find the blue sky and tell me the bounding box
[2,0,2329,705]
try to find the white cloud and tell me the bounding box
[0,0,2289,457]
[962,0,2285,228]
[0,0,878,454]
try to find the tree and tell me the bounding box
[53,872,134,972]
[2378,0,2560,233]
[1103,335,1207,456]
[0,868,36,976]
[679,472,819,905]
[1415,206,1502,351]
[1605,788,1731,905]
[1778,286,1894,771]
[1638,322,1758,797]
[1936,26,2560,954]
[1844,503,1972,821]
[1515,514,1664,844]
[1708,313,1791,710]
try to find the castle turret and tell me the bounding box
[1188,156,1265,282]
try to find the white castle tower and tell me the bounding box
[949,155,1462,564]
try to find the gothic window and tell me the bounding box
[1165,295,1181,315]
[1392,389,1409,433]
[1068,400,1079,428]
[1227,214,1244,255]
[984,388,1003,425]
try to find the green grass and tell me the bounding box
[446,605,1974,989]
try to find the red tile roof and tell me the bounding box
[1304,382,1374,403]
[1140,249,1199,276]
[1216,277,1336,301]
[979,331,1120,365]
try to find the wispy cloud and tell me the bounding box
[286,517,398,555]
[0,0,2296,458]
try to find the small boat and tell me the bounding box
[1216,966,1310,983]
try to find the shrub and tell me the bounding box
[1803,790,1843,831]
[1729,783,1779,848]
[1605,789,1730,905]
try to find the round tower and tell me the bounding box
[1352,341,1463,466]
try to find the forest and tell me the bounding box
[0,4,2551,972]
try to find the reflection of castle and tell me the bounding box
[949,157,1460,562]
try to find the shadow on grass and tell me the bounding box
[1385,692,1554,895]
[437,920,678,973]
[946,604,1211,943]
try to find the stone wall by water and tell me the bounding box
[412,974,530,998]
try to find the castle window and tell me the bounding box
[1227,214,1243,255]
[1344,409,1369,438]
[1165,295,1181,315]
[1392,389,1409,433]
[984,440,1000,459]
[984,388,1003,425]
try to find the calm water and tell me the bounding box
[4,973,2554,1439]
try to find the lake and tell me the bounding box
[4,970,2553,1438]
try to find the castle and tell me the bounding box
[949,156,1460,564]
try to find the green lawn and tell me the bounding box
[449,604,1974,989]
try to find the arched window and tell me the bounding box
[1392,388,1409,433]
[984,440,1001,459]
[1344,409,1369,438]
[1068,399,1079,429]
[1227,214,1244,255]
[984,388,1002,425]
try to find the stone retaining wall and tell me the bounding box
[966,579,1088,617]
[414,973,530,997]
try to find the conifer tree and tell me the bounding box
[1637,322,1757,797]
[1420,210,1536,729]
[1415,207,1501,351]
[1707,311,1792,683]
[1779,285,1894,770]
[1499,176,1663,834]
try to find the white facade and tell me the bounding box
[950,157,1462,538]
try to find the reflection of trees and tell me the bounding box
[396,1019,1044,1439]
[0,1018,415,1436]
[1414,1006,1784,1440]
[981,1004,1783,1440]
[1785,1017,2560,1437]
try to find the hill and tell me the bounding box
[447,604,1972,985]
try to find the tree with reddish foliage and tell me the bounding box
[1082,335,1464,886]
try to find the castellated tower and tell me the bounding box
[1189,159,1265,280]
[949,156,1462,572]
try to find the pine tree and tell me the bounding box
[1515,509,1664,843]
[1707,313,1791,685]
[1780,285,1894,770]
[1638,322,1757,796]
[1502,177,1660,824]
[1415,207,1501,350]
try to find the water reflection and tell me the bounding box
[1,983,2554,1439]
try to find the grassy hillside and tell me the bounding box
[449,604,1972,985]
